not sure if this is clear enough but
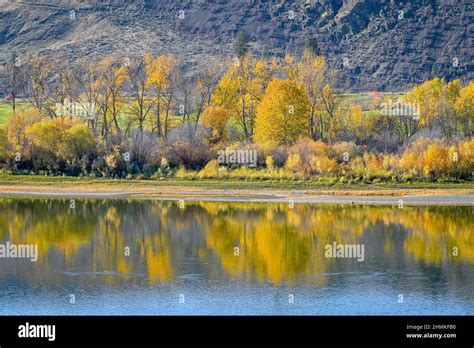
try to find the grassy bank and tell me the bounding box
[0,175,472,191]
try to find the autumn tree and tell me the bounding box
[296,51,326,139]
[5,108,44,157]
[201,106,229,143]
[125,55,153,139]
[294,50,340,141]
[50,60,74,117]
[336,104,376,143]
[95,55,127,144]
[255,79,309,146]
[441,79,462,138]
[174,58,223,137]
[371,94,409,150]
[191,58,225,132]
[61,124,97,163]
[145,54,180,140]
[212,55,277,140]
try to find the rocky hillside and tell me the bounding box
[0,0,473,91]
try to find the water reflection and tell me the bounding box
[0,198,472,315]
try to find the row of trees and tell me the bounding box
[0,43,473,179]
[3,52,221,140]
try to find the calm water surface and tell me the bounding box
[0,198,472,315]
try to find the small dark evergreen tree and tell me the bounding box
[304,38,321,55]
[234,31,250,58]
[431,63,439,77]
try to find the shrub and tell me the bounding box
[287,139,329,175]
[310,155,338,175]
[197,160,227,179]
[285,153,301,174]
[5,108,44,155]
[329,141,358,163]
[269,146,288,168]
[265,156,274,171]
[164,123,213,169]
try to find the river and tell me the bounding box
[0,198,472,315]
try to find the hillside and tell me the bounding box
[0,0,473,91]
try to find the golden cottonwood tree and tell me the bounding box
[254,79,309,146]
[94,56,127,144]
[201,106,229,143]
[293,50,340,141]
[212,55,277,140]
[402,78,471,139]
[295,51,327,138]
[145,54,179,140]
[403,78,444,129]
[5,108,44,155]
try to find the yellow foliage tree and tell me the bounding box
[402,78,463,139]
[296,51,329,139]
[403,78,445,128]
[94,56,128,142]
[254,79,310,146]
[201,106,229,143]
[145,54,180,139]
[5,108,44,155]
[212,55,277,139]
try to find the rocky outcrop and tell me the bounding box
[0,0,472,91]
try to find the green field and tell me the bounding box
[0,103,12,125]
[0,102,31,125]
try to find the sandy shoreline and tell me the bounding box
[0,185,472,205]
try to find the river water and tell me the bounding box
[0,198,472,315]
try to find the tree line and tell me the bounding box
[0,43,473,181]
